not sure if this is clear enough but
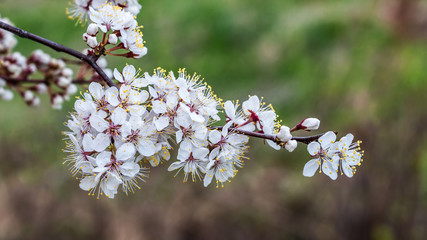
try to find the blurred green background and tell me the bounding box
[1,0,427,239]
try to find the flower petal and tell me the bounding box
[307,142,321,156]
[303,159,320,177]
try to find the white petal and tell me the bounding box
[342,160,354,178]
[111,108,127,125]
[105,87,120,106]
[203,170,214,187]
[267,140,281,150]
[242,95,260,114]
[137,139,156,156]
[96,151,112,167]
[193,147,209,160]
[116,143,136,161]
[123,65,136,82]
[82,133,95,152]
[155,115,170,131]
[224,101,236,119]
[222,121,233,137]
[322,160,337,180]
[168,161,184,171]
[89,114,109,132]
[307,142,321,156]
[113,68,124,83]
[209,130,222,144]
[176,130,183,143]
[178,88,191,103]
[93,133,111,152]
[79,176,98,191]
[209,147,220,161]
[152,100,167,114]
[88,82,104,100]
[319,131,336,149]
[303,159,320,177]
[128,105,146,116]
[190,112,205,123]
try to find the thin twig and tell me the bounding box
[211,126,327,145]
[0,20,116,87]
[1,75,99,85]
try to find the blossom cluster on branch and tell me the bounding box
[0,0,364,199]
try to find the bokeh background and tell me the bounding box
[1,0,427,239]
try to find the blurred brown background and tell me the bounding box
[1,0,427,239]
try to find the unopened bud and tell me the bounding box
[27,64,37,74]
[57,77,71,87]
[285,140,297,152]
[96,57,107,68]
[1,90,14,101]
[87,23,99,36]
[52,95,64,109]
[82,33,89,41]
[23,90,34,101]
[62,68,73,78]
[300,118,320,131]
[35,83,48,94]
[66,84,78,95]
[108,34,118,45]
[30,97,40,107]
[277,126,292,142]
[86,36,98,48]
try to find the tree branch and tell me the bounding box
[210,126,328,145]
[0,20,116,87]
[1,75,101,85]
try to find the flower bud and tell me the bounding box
[277,126,292,142]
[32,49,50,64]
[285,140,297,152]
[52,95,64,109]
[300,118,320,131]
[82,33,89,41]
[7,64,22,78]
[87,23,99,36]
[35,83,48,94]
[96,57,108,68]
[57,60,66,69]
[1,90,14,101]
[62,68,73,78]
[0,78,5,87]
[108,34,118,45]
[30,97,40,107]
[66,84,78,95]
[57,77,71,87]
[27,64,37,74]
[86,36,98,48]
[23,90,34,101]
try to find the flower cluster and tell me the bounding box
[63,63,346,198]
[82,3,146,59]
[67,0,142,24]
[303,131,364,180]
